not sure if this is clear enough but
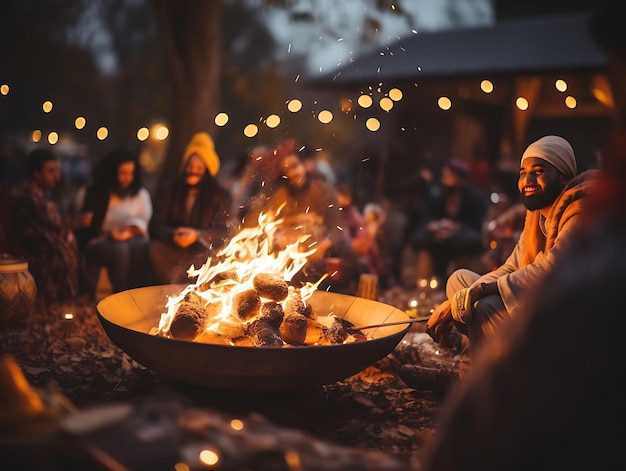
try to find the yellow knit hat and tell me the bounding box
[181,132,220,176]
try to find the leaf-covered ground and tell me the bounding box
[1,287,458,469]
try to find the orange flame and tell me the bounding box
[157,211,326,337]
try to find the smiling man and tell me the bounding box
[400,135,599,394]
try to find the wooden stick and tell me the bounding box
[351,316,431,331]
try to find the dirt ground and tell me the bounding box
[0,285,458,470]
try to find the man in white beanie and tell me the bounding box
[400,135,599,394]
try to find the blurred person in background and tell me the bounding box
[408,158,488,284]
[230,145,282,225]
[77,148,153,296]
[149,132,232,285]
[246,140,359,294]
[336,182,377,279]
[10,148,92,304]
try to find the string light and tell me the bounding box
[555,79,567,92]
[96,127,108,140]
[516,97,529,110]
[357,95,373,108]
[317,110,333,123]
[13,74,591,147]
[438,96,452,110]
[137,127,149,141]
[266,114,280,128]
[243,123,258,137]
[215,112,229,126]
[74,116,86,129]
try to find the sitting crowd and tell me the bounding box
[3,131,503,306]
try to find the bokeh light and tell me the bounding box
[287,99,302,112]
[480,79,494,93]
[565,95,577,109]
[198,449,219,466]
[48,131,58,144]
[266,114,280,128]
[438,96,452,110]
[230,419,244,430]
[74,116,86,129]
[97,127,108,140]
[365,117,380,131]
[388,88,403,101]
[515,97,529,110]
[244,124,258,137]
[42,101,53,113]
[358,95,373,108]
[379,97,393,111]
[318,110,333,123]
[0,84,9,95]
[32,130,42,142]
[155,125,169,140]
[137,127,149,141]
[215,112,229,126]
[555,79,567,92]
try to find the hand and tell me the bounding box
[110,226,134,241]
[173,227,198,248]
[426,299,456,347]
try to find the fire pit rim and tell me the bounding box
[96,285,410,391]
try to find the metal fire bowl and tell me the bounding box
[96,284,411,392]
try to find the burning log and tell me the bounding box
[198,269,240,291]
[253,273,289,301]
[169,292,211,341]
[284,290,313,318]
[279,313,308,346]
[246,317,284,347]
[324,318,357,344]
[259,301,284,329]
[231,289,262,321]
[195,317,246,345]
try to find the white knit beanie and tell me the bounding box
[521,135,577,180]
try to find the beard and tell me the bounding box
[522,179,565,211]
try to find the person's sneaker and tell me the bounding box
[399,364,459,395]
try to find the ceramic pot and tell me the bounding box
[0,253,37,325]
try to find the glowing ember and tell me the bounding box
[154,212,365,347]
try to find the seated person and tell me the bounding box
[401,136,599,395]
[11,148,91,304]
[149,132,232,284]
[77,148,153,295]
[409,158,488,283]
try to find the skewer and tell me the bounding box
[350,315,432,332]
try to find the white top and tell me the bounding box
[101,188,153,237]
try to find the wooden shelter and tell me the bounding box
[311,4,614,189]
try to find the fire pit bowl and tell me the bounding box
[96,285,411,392]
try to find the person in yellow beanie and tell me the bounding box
[181,132,220,177]
[149,133,232,284]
